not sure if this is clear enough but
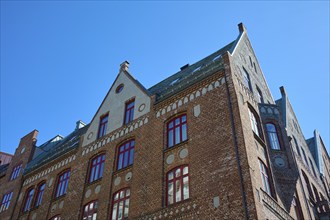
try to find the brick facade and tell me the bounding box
[1,23,329,220]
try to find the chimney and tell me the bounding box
[180,64,189,71]
[238,22,246,34]
[120,61,130,72]
[76,120,86,130]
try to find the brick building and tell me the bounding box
[0,23,329,220]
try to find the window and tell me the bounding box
[111,188,130,220]
[0,191,13,212]
[293,193,304,220]
[293,136,301,157]
[259,160,271,195]
[256,86,264,103]
[302,170,314,201]
[124,100,135,125]
[266,123,281,150]
[253,62,257,73]
[301,148,308,166]
[50,215,61,220]
[249,108,260,137]
[116,84,124,94]
[55,170,70,198]
[167,114,188,148]
[34,182,45,207]
[88,154,105,183]
[97,115,108,139]
[117,140,135,170]
[10,163,22,180]
[243,67,253,92]
[23,188,35,212]
[83,200,98,220]
[309,158,317,178]
[166,165,189,205]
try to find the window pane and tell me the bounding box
[168,130,173,147]
[124,151,129,167]
[118,201,124,220]
[126,189,130,197]
[112,203,118,220]
[182,115,186,122]
[175,180,181,202]
[129,149,134,165]
[124,199,129,218]
[175,168,181,177]
[168,182,173,204]
[99,162,104,178]
[183,166,188,175]
[183,176,189,200]
[118,154,123,170]
[169,122,173,129]
[175,127,180,144]
[175,118,180,125]
[182,124,187,141]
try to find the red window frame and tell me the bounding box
[88,154,105,183]
[55,170,70,198]
[167,114,188,148]
[98,114,108,139]
[34,181,46,207]
[82,200,98,220]
[10,163,22,180]
[0,191,13,212]
[49,215,61,220]
[111,188,130,220]
[22,187,35,212]
[259,160,271,195]
[124,100,135,125]
[266,123,281,150]
[166,165,189,206]
[117,140,135,170]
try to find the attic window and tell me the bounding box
[192,66,202,73]
[169,77,181,86]
[212,55,221,61]
[116,84,124,94]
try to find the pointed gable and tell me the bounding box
[82,61,151,147]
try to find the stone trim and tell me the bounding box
[82,116,149,156]
[23,155,76,186]
[156,76,226,118]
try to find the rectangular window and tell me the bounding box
[243,67,253,92]
[301,148,308,166]
[309,158,317,178]
[256,86,264,103]
[34,182,45,207]
[89,154,105,183]
[0,192,13,213]
[124,100,135,125]
[117,140,135,170]
[23,188,34,212]
[111,188,130,220]
[55,170,70,198]
[249,109,260,137]
[259,160,271,195]
[266,123,281,150]
[167,165,189,205]
[167,114,187,148]
[97,115,108,139]
[83,200,98,220]
[10,163,22,180]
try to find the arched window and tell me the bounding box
[55,169,70,198]
[82,200,98,220]
[111,188,130,220]
[117,140,135,170]
[88,154,105,183]
[166,165,189,205]
[266,123,281,150]
[49,215,61,220]
[167,114,188,148]
[34,181,46,207]
[23,187,34,212]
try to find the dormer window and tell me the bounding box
[97,114,108,139]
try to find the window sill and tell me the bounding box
[86,177,103,187]
[166,198,191,208]
[52,194,66,203]
[113,165,133,176]
[164,140,189,153]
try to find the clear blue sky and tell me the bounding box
[1,1,329,154]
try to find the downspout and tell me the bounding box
[223,53,249,220]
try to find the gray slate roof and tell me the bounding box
[148,41,235,103]
[24,125,89,175]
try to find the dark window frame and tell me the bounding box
[265,123,282,150]
[82,200,98,220]
[55,169,71,199]
[97,114,109,139]
[88,153,106,183]
[34,181,46,208]
[10,163,22,181]
[243,67,253,92]
[22,187,35,212]
[0,191,13,212]
[116,139,135,171]
[124,99,135,125]
[111,188,130,220]
[166,164,190,206]
[166,114,188,148]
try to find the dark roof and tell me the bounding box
[0,163,9,178]
[24,125,89,175]
[148,41,235,103]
